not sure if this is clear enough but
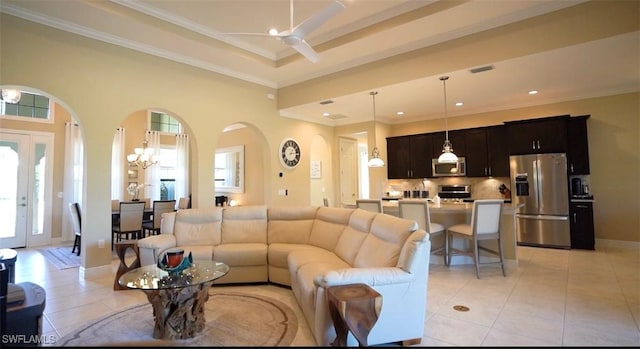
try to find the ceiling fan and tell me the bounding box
[224,0,345,63]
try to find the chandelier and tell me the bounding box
[127,139,159,169]
[1,89,22,104]
[367,91,384,168]
[437,76,458,164]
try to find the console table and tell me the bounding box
[327,283,382,347]
[113,240,141,290]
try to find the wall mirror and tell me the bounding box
[215,145,244,193]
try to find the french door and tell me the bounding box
[0,131,53,248]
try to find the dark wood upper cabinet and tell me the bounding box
[505,115,569,155]
[386,115,586,180]
[464,126,509,177]
[464,129,488,177]
[486,125,510,177]
[386,134,433,179]
[567,115,590,175]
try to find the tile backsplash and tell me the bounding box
[386,177,512,200]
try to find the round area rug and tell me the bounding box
[56,291,299,346]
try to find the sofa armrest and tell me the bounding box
[313,267,414,288]
[137,234,177,266]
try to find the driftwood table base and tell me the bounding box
[327,283,382,347]
[143,281,212,339]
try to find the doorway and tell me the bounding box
[0,130,54,248]
[339,137,358,206]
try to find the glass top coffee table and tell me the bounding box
[118,260,229,340]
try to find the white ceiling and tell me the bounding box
[2,0,638,126]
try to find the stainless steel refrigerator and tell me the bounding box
[510,153,570,248]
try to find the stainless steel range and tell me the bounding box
[437,185,471,203]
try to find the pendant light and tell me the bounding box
[367,91,384,168]
[437,76,458,163]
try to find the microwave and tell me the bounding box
[431,157,466,177]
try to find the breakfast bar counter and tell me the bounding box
[346,200,523,265]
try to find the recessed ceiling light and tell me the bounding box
[396,111,404,116]
[455,102,463,107]
[322,112,330,116]
[529,90,539,95]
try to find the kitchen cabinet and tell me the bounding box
[386,134,432,179]
[570,201,595,250]
[505,115,569,155]
[464,126,509,177]
[567,115,590,175]
[431,130,466,159]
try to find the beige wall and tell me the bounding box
[1,14,332,270]
[1,10,637,274]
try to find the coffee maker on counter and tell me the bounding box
[571,177,591,198]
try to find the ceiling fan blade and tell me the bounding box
[291,40,320,63]
[223,32,274,37]
[290,0,345,39]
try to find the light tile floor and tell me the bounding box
[9,240,640,347]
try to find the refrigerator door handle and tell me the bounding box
[517,214,569,221]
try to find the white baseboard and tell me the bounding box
[79,264,113,280]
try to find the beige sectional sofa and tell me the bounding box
[137,205,431,346]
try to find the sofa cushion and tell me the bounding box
[308,207,352,251]
[288,248,350,315]
[173,208,223,247]
[353,214,418,268]
[334,209,376,265]
[267,206,317,244]
[268,243,316,269]
[214,243,268,266]
[178,245,215,262]
[221,205,268,244]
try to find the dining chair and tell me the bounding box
[68,202,82,256]
[177,197,190,210]
[355,199,383,213]
[143,200,176,237]
[112,201,145,249]
[446,199,506,278]
[111,199,121,228]
[140,198,152,225]
[398,199,446,265]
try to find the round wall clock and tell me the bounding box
[279,138,301,169]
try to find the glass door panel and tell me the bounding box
[0,133,29,248]
[0,132,53,248]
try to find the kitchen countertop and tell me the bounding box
[370,199,522,216]
[344,200,524,265]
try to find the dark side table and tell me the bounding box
[0,249,18,283]
[326,283,382,347]
[113,240,140,290]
